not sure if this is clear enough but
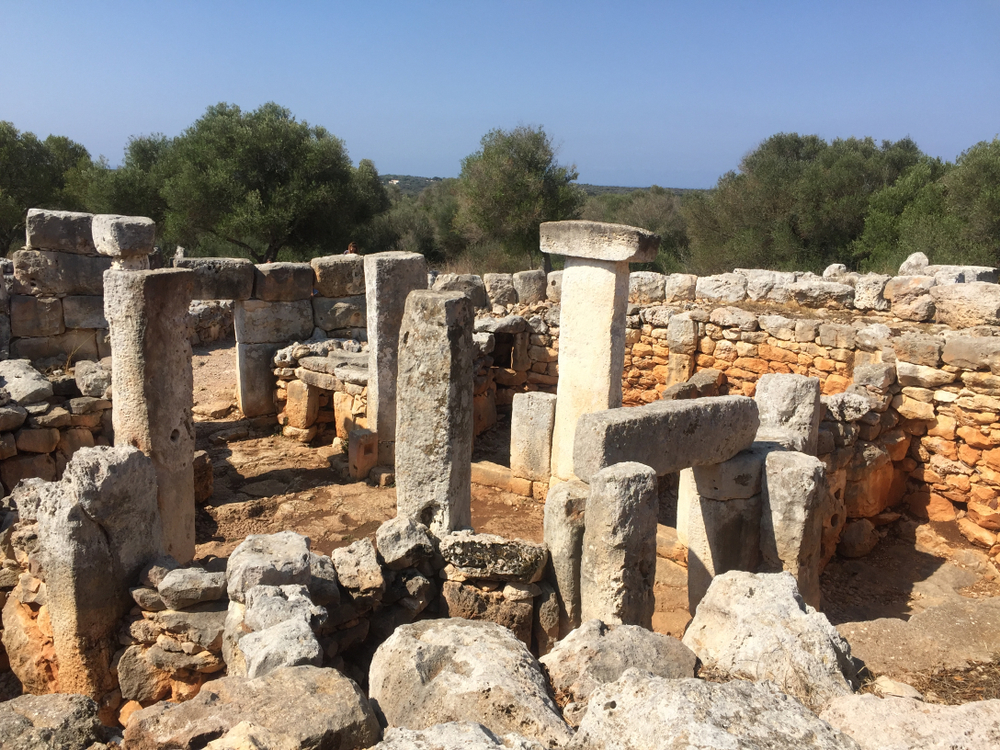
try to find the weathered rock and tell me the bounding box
[898,252,929,275]
[439,531,547,584]
[73,359,110,398]
[432,273,488,308]
[663,273,697,302]
[226,531,311,603]
[838,519,879,558]
[440,581,532,645]
[580,462,657,627]
[13,249,111,296]
[311,254,365,298]
[761,452,827,608]
[628,271,664,304]
[682,571,858,711]
[573,396,759,482]
[785,279,855,308]
[312,295,366,330]
[568,670,860,750]
[174,257,255,300]
[0,693,104,749]
[366,252,428,465]
[483,273,517,307]
[123,666,380,750]
[157,567,226,610]
[239,616,323,678]
[853,274,891,311]
[695,273,748,303]
[375,515,435,570]
[252,262,313,301]
[146,600,228,652]
[373,722,545,750]
[543,480,588,637]
[539,619,696,726]
[0,359,53,405]
[821,694,1000,750]
[546,270,563,302]
[930,282,1000,327]
[512,270,547,305]
[395,291,474,535]
[755,374,822,455]
[92,214,155,266]
[540,221,659,263]
[369,618,571,746]
[234,299,313,344]
[24,208,95,254]
[0,403,28,431]
[10,294,64,337]
[510,392,556,482]
[332,538,386,604]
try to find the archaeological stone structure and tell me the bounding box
[1,211,1000,748]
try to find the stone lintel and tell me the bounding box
[540,220,660,263]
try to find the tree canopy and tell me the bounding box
[455,126,585,267]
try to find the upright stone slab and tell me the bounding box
[395,290,474,535]
[580,462,658,628]
[2,447,161,704]
[365,251,427,465]
[541,221,660,481]
[510,392,557,481]
[543,479,588,637]
[761,451,827,609]
[104,268,196,563]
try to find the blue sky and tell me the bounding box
[2,1,998,188]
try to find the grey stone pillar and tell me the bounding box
[540,221,659,481]
[105,268,196,563]
[761,451,827,609]
[364,252,427,465]
[510,391,557,481]
[395,289,473,535]
[580,461,658,628]
[543,479,588,637]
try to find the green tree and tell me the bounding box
[456,125,584,269]
[159,102,389,262]
[0,122,92,254]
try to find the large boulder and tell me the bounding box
[567,670,861,750]
[539,619,696,726]
[368,618,571,747]
[682,571,859,711]
[123,665,379,750]
[821,694,1000,750]
[0,693,105,750]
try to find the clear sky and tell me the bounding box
[2,1,998,188]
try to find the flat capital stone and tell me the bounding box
[540,220,660,263]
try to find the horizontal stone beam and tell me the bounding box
[540,220,660,263]
[573,395,760,483]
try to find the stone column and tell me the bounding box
[395,290,474,535]
[543,479,589,637]
[579,461,658,628]
[364,252,427,465]
[105,268,196,563]
[540,221,659,481]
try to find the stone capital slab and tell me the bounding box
[540,220,660,263]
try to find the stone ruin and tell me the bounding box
[0,210,999,748]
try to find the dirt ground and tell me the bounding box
[192,341,1000,693]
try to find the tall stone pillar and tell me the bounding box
[105,268,196,563]
[395,290,474,535]
[364,251,427,465]
[540,221,659,481]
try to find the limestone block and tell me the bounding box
[685,490,762,612]
[546,270,563,302]
[580,462,658,627]
[573,396,759,483]
[543,479,588,637]
[440,581,533,645]
[550,256,630,480]
[0,359,54,404]
[483,273,516,306]
[930,282,1000,327]
[10,295,64,337]
[761,451,827,608]
[395,290,474,535]
[926,263,998,283]
[663,273,697,302]
[234,299,312,344]
[898,251,929,275]
[91,214,155,260]
[853,274,891,311]
[439,531,548,583]
[709,306,758,331]
[735,268,798,301]
[365,251,428,465]
[375,515,435,569]
[236,343,278,417]
[1,452,56,490]
[432,273,488,308]
[174,257,255,300]
[348,427,378,480]
[105,268,196,563]
[896,361,955,388]
[0,404,27,431]
[13,249,111,297]
[942,336,1000,370]
[754,374,822,455]
[25,208,95,253]
[785,279,855,308]
[696,273,747,303]
[282,380,318,429]
[10,330,99,363]
[666,312,698,354]
[853,363,896,392]
[253,263,313,301]
[510,392,556,481]
[226,531,312,604]
[845,441,894,518]
[61,296,107,329]
[692,445,766,500]
[893,332,943,366]
[540,220,659,263]
[628,271,665,304]
[312,295,366,330]
[309,254,364,298]
[15,427,60,453]
[513,270,547,304]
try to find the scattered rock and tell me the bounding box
[157,567,227,609]
[439,531,548,583]
[226,531,311,603]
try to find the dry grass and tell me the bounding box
[903,658,1000,705]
